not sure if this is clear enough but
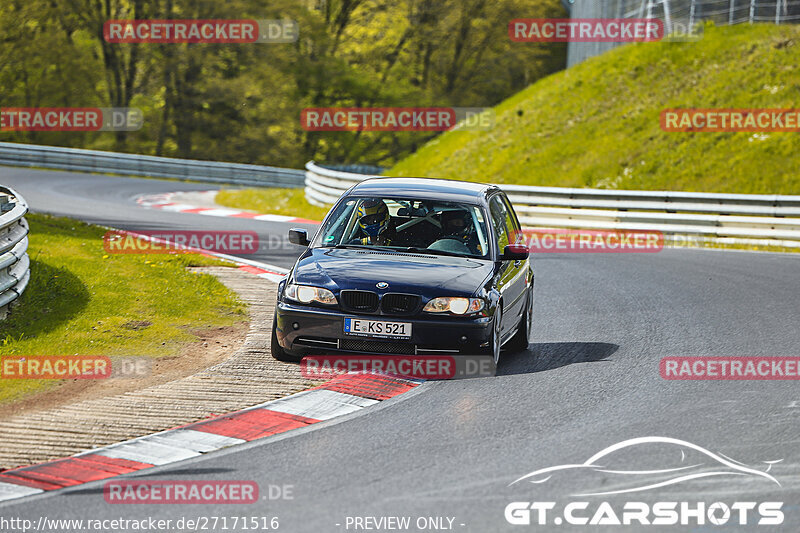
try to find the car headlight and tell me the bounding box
[423,297,485,315]
[285,283,337,305]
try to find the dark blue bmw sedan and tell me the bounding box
[271,177,534,364]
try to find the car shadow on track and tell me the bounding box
[497,342,618,376]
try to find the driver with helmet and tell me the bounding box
[351,198,396,245]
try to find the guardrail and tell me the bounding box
[0,142,304,188]
[305,161,800,247]
[0,186,30,320]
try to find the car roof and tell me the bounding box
[349,177,496,203]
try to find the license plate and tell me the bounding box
[344,318,412,339]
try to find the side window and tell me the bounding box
[489,195,510,253]
[501,194,522,244]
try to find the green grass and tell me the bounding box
[0,214,246,405]
[216,188,328,221]
[387,23,800,194]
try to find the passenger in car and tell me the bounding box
[435,209,482,255]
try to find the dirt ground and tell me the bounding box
[0,322,247,420]
[0,267,321,470]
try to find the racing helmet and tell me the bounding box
[441,209,473,239]
[357,199,390,238]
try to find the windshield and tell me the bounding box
[312,197,490,259]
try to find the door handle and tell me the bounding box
[514,260,522,267]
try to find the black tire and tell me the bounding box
[271,315,302,362]
[507,291,532,353]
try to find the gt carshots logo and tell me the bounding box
[504,437,784,527]
[504,501,783,526]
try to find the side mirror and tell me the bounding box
[500,243,528,261]
[288,228,309,246]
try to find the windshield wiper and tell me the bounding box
[402,247,466,258]
[328,244,471,257]
[330,244,397,252]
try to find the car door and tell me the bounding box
[501,192,530,323]
[489,194,527,341]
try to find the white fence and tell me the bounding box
[305,161,800,247]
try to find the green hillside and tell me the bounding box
[387,24,800,194]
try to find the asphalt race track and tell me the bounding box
[2,167,800,532]
[0,167,316,270]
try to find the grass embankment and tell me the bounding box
[387,24,800,194]
[216,26,800,253]
[0,214,246,405]
[216,188,328,221]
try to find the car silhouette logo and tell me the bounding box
[376,282,389,289]
[509,436,782,497]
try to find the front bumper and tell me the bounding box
[275,301,493,355]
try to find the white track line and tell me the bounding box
[261,390,379,421]
[146,429,246,454]
[0,482,43,502]
[95,439,202,466]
